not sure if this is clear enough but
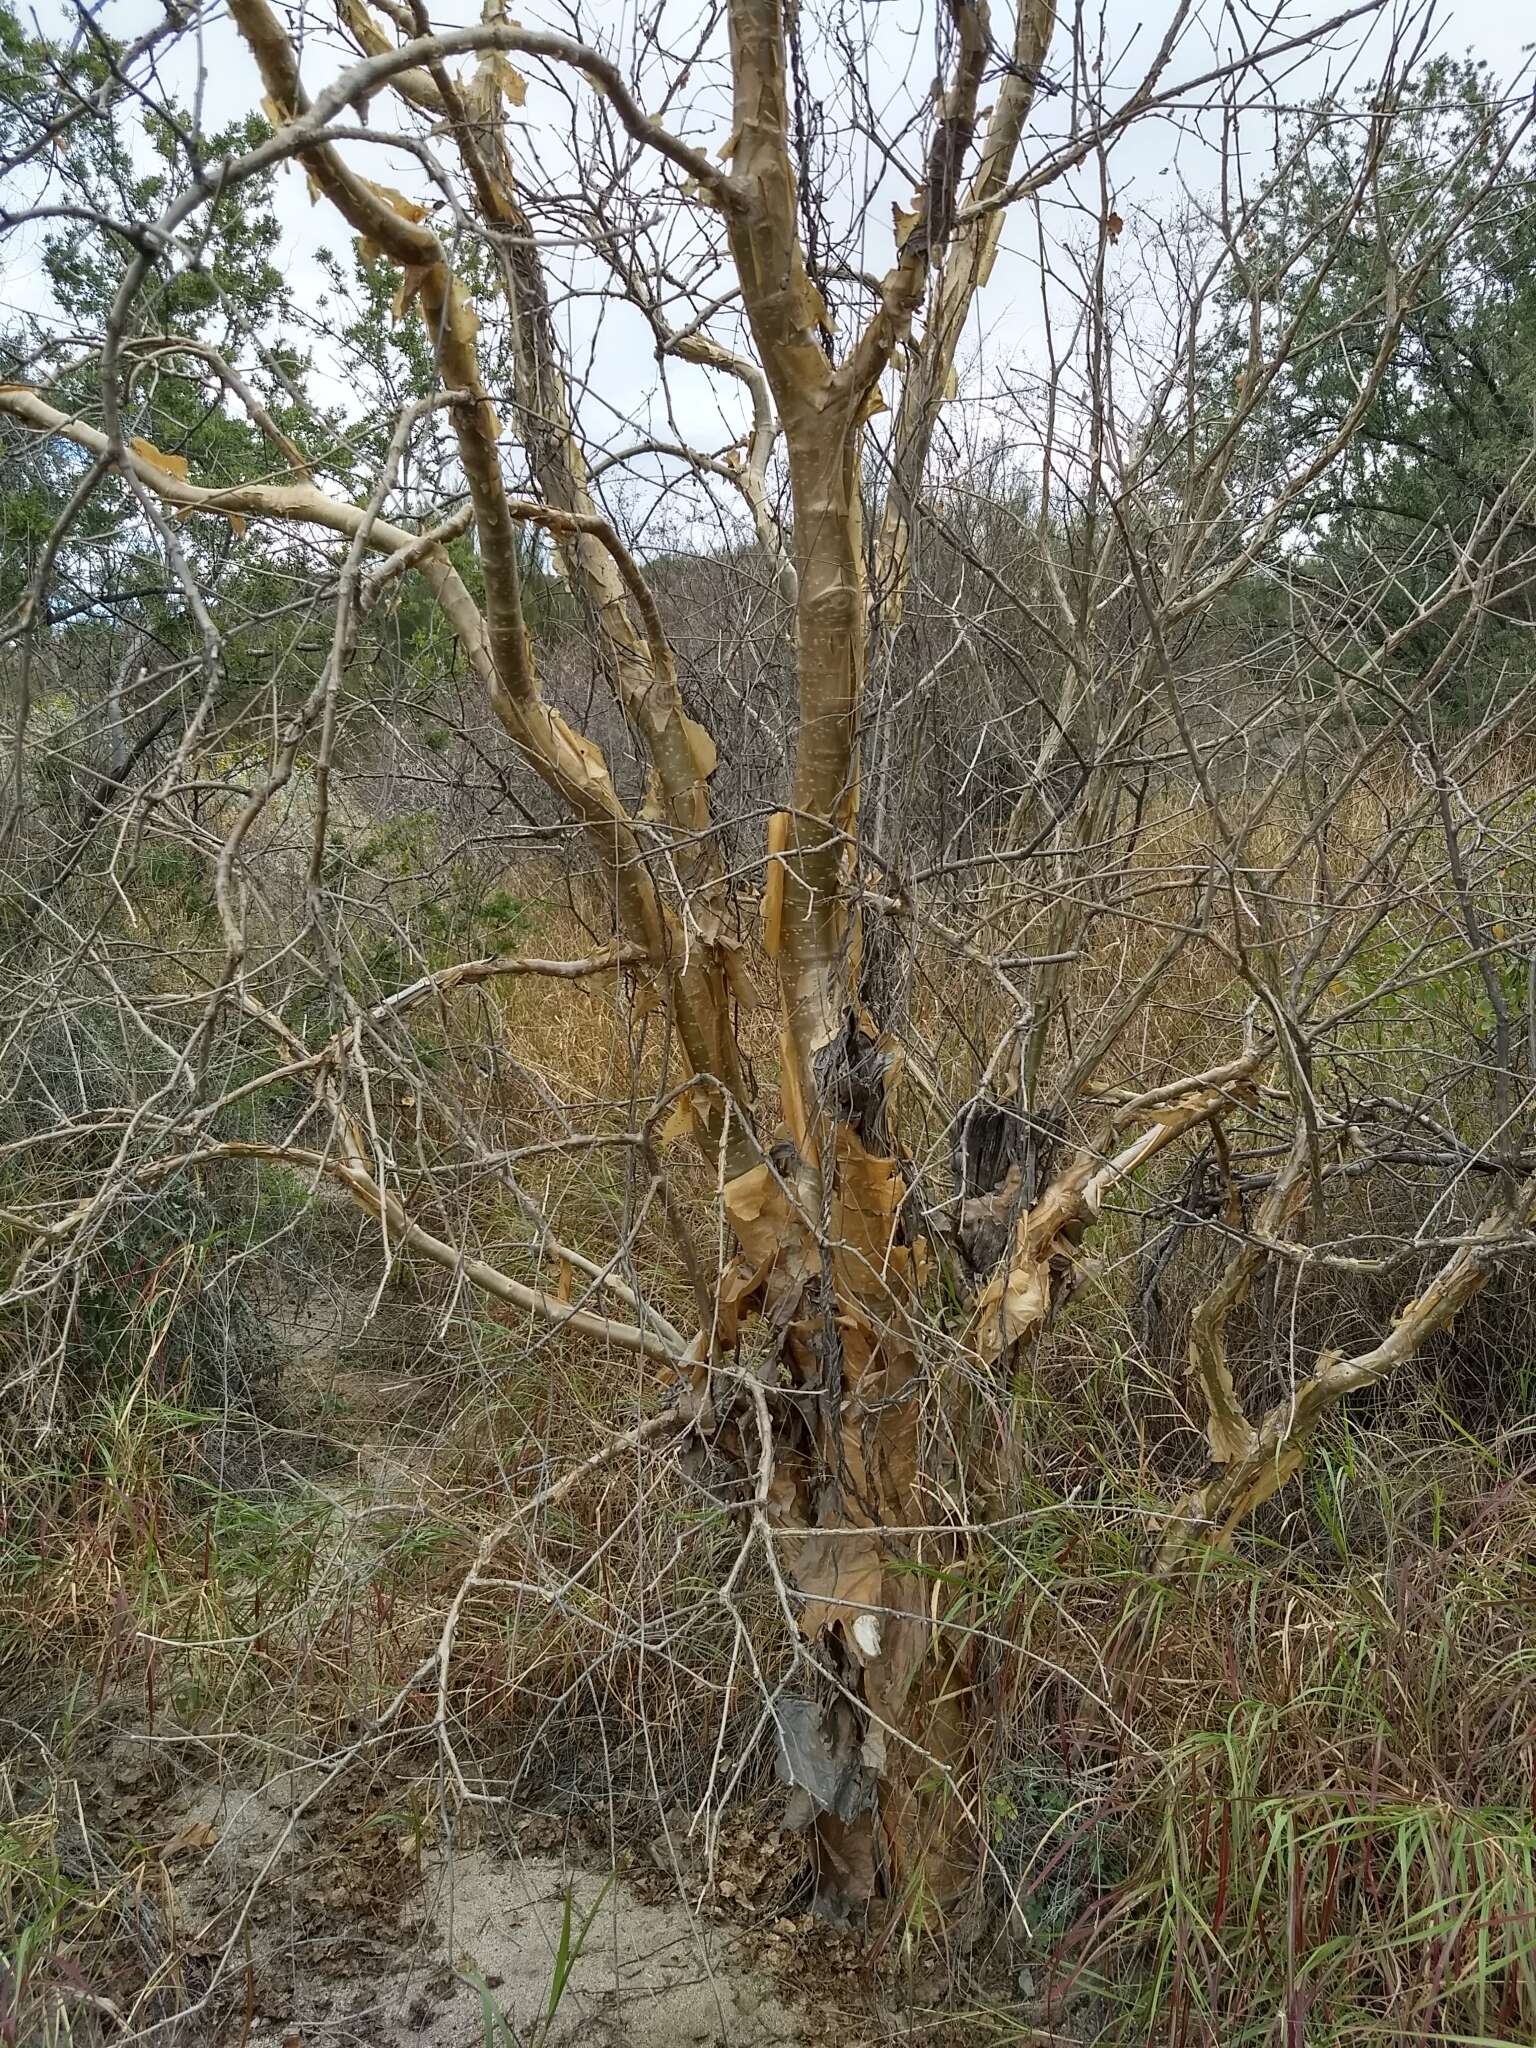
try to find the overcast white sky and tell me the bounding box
[5,0,1532,532]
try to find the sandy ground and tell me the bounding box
[152,1769,826,2048]
[9,1280,923,2046]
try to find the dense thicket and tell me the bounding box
[5,2,1536,2038]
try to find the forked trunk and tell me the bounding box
[687,433,980,1910]
[703,0,1032,1915]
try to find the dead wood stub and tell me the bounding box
[951,1092,1063,1274]
[812,1010,895,1149]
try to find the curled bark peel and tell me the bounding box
[976,1060,1267,1370]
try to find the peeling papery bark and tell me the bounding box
[694,0,1034,1913]
[697,1120,973,1915]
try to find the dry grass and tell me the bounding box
[6,759,1536,2042]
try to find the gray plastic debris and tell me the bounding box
[771,1697,878,1827]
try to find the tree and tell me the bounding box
[4,0,1536,1935]
[1204,52,1536,715]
